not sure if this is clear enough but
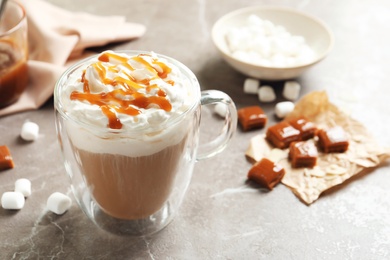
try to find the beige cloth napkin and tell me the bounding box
[0,0,146,117]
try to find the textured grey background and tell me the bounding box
[1,0,390,259]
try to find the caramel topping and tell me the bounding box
[98,52,129,63]
[70,52,174,129]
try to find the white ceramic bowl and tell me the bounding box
[211,6,334,80]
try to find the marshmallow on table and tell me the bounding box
[214,103,227,118]
[275,101,295,118]
[243,78,260,94]
[1,192,25,210]
[283,81,301,100]
[47,192,72,215]
[20,121,39,141]
[15,178,32,197]
[258,85,276,102]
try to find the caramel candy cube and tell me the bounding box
[289,117,317,140]
[317,126,349,153]
[289,141,318,168]
[0,145,15,171]
[248,158,285,190]
[266,121,300,149]
[238,106,267,131]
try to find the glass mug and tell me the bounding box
[54,51,237,236]
[0,0,28,108]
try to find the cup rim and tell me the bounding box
[0,0,27,37]
[54,50,201,135]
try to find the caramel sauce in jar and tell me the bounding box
[0,40,28,108]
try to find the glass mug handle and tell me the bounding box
[196,90,238,161]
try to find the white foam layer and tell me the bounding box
[60,51,198,156]
[65,115,193,157]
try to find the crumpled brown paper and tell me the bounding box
[246,91,390,204]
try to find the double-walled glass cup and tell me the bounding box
[0,0,28,108]
[54,51,237,236]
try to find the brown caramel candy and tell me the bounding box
[238,106,267,131]
[0,145,15,170]
[289,141,318,168]
[289,117,317,140]
[317,126,349,153]
[266,121,300,149]
[248,158,285,190]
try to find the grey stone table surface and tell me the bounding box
[1,0,390,259]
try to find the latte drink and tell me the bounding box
[71,135,188,220]
[55,50,237,235]
[56,51,198,220]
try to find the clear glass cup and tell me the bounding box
[0,0,28,108]
[54,51,237,236]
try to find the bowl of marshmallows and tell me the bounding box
[212,6,334,80]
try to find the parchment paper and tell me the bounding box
[246,91,390,204]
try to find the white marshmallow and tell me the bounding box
[243,78,260,94]
[47,192,72,215]
[1,192,25,210]
[275,101,295,118]
[258,86,276,102]
[214,103,227,118]
[283,81,301,100]
[226,15,315,67]
[21,121,39,141]
[15,178,31,197]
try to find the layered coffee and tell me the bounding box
[72,134,188,220]
[59,51,196,220]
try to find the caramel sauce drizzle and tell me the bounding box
[70,52,173,129]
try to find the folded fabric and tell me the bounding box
[0,0,146,117]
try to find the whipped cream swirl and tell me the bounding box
[61,51,193,131]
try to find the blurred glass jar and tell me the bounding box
[0,0,28,108]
